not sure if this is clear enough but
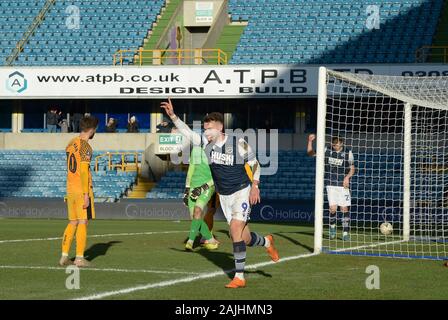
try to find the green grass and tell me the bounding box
[0,219,447,300]
[142,0,181,58]
[211,25,246,64]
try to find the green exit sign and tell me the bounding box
[159,134,183,144]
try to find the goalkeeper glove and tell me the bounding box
[190,183,209,201]
[183,187,190,207]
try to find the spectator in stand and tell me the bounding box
[46,107,58,133]
[105,117,117,133]
[156,118,174,133]
[71,111,83,133]
[127,116,139,133]
[56,111,63,132]
[59,118,69,133]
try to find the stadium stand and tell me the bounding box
[146,170,185,200]
[146,150,408,201]
[5,0,164,66]
[2,0,444,66]
[146,151,318,200]
[0,150,138,200]
[229,0,444,64]
[0,0,46,65]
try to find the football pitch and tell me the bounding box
[0,219,447,300]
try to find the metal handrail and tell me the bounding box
[95,152,140,173]
[113,48,228,65]
[416,46,448,64]
[5,0,56,66]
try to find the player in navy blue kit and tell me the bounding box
[161,98,279,289]
[307,134,355,241]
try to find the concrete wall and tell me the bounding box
[0,133,4,149]
[0,132,310,182]
[183,0,224,27]
[0,133,148,150]
[202,0,229,49]
[157,1,184,51]
[142,133,173,180]
[0,132,309,150]
[0,132,309,151]
[0,133,170,182]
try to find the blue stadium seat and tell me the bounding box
[227,0,443,64]
[3,0,164,66]
[0,150,139,199]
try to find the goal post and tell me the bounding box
[313,66,327,254]
[314,67,448,260]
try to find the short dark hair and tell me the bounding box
[80,116,98,132]
[332,136,343,144]
[203,112,224,124]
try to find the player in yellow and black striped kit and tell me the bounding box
[59,116,98,268]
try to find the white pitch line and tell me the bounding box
[73,252,319,300]
[0,231,186,244]
[73,239,409,300]
[0,265,200,275]
[331,239,407,253]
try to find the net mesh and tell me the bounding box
[321,70,448,260]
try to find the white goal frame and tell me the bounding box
[314,67,448,260]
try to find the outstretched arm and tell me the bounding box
[307,134,316,157]
[160,98,201,146]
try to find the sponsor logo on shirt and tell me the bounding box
[211,151,234,166]
[328,157,344,166]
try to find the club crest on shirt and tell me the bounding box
[225,145,233,154]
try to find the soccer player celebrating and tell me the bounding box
[161,98,279,289]
[307,134,355,241]
[183,143,220,251]
[59,116,98,267]
[199,163,253,245]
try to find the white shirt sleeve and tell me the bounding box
[238,138,261,181]
[172,117,202,146]
[348,150,354,166]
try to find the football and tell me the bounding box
[380,222,393,235]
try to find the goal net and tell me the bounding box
[314,67,448,260]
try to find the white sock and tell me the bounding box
[264,237,270,248]
[235,272,244,280]
[62,253,68,257]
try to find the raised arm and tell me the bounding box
[160,98,201,146]
[307,134,316,157]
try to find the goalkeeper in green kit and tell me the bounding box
[183,144,220,251]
